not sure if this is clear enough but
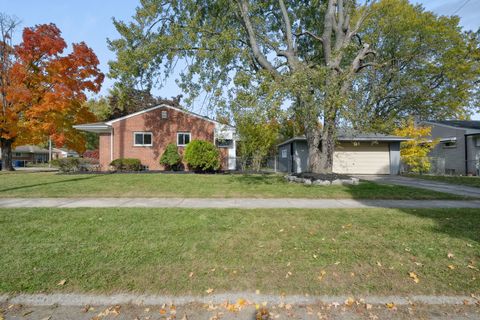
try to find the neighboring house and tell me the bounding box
[423,120,480,175]
[277,132,408,175]
[51,148,79,159]
[74,104,237,171]
[0,145,49,167]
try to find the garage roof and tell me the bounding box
[278,131,409,147]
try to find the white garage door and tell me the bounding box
[333,142,390,174]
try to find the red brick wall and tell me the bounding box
[98,106,220,170]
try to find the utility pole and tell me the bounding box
[48,137,52,168]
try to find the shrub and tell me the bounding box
[184,140,220,172]
[51,158,81,173]
[110,158,142,171]
[160,143,182,170]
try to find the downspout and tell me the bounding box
[465,135,468,175]
[110,127,114,162]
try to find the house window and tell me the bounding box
[15,153,21,157]
[161,110,168,119]
[443,141,456,149]
[281,149,287,158]
[134,132,153,146]
[216,139,232,148]
[177,132,191,146]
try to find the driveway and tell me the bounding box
[356,175,480,198]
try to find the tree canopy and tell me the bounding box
[0,15,104,170]
[109,0,479,173]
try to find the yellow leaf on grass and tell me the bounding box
[206,288,214,294]
[57,279,67,286]
[318,270,327,281]
[448,265,456,270]
[189,272,194,278]
[386,302,396,309]
[447,253,454,259]
[409,272,420,283]
[467,265,478,271]
[344,297,355,306]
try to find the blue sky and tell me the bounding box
[1,0,479,116]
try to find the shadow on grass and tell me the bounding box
[0,174,102,193]
[404,209,480,244]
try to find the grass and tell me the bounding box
[407,174,480,189]
[0,207,478,295]
[0,172,464,199]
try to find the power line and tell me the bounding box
[453,0,471,15]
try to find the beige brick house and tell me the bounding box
[74,104,237,171]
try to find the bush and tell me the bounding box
[51,158,82,173]
[51,158,100,173]
[184,140,220,172]
[160,143,182,170]
[110,158,142,171]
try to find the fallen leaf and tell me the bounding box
[210,268,216,272]
[447,253,454,259]
[313,254,318,259]
[206,288,214,294]
[57,279,67,286]
[159,308,167,315]
[189,272,194,278]
[334,261,340,265]
[376,261,382,267]
[467,264,478,271]
[414,262,423,267]
[448,265,456,270]
[278,229,284,233]
[318,270,327,281]
[466,243,473,247]
[386,302,396,309]
[409,272,420,283]
[365,304,373,310]
[344,297,355,306]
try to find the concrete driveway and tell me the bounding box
[356,175,480,198]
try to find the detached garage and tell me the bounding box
[277,133,408,175]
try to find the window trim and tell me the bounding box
[133,132,153,147]
[177,132,191,147]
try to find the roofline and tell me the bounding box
[277,136,410,147]
[104,104,234,127]
[73,123,111,133]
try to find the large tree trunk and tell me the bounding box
[306,126,335,174]
[1,138,15,171]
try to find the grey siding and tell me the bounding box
[428,125,467,175]
[277,143,292,172]
[389,142,401,175]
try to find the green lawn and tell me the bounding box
[408,174,480,188]
[0,172,463,199]
[0,208,478,295]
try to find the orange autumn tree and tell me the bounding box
[0,19,103,170]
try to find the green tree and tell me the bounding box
[109,0,479,173]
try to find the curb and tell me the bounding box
[1,293,477,306]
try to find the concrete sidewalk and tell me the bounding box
[1,293,479,320]
[0,197,479,208]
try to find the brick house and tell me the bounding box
[74,104,237,171]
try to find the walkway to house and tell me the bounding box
[0,197,478,208]
[356,175,480,198]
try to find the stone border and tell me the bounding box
[285,175,359,186]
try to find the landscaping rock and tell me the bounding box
[331,179,343,185]
[313,179,331,186]
[304,179,312,185]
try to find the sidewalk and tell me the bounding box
[1,293,479,320]
[0,198,478,208]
